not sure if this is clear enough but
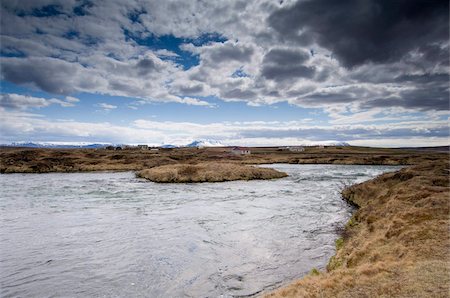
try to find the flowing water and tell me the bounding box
[0,164,400,297]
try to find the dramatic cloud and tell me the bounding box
[0,0,448,145]
[1,57,82,94]
[261,48,315,82]
[268,0,449,68]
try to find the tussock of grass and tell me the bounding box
[264,160,449,298]
[136,162,288,183]
[309,268,321,276]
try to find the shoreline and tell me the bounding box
[263,160,449,297]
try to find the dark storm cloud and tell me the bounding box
[136,58,157,75]
[177,84,204,95]
[362,74,449,111]
[263,48,309,65]
[261,48,315,81]
[221,88,257,100]
[268,0,449,68]
[208,44,254,63]
[1,57,78,94]
[299,92,355,104]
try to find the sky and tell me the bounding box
[0,0,448,147]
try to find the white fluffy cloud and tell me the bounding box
[0,93,79,109]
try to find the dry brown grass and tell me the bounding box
[264,160,450,298]
[136,162,287,183]
[0,146,447,173]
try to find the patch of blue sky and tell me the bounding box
[231,68,249,78]
[126,31,227,70]
[0,48,26,58]
[73,1,94,16]
[63,30,80,40]
[15,4,65,18]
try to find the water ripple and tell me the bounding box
[0,164,400,297]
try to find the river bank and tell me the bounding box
[264,160,449,297]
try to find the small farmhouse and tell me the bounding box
[231,146,251,155]
[288,146,305,152]
[137,145,149,150]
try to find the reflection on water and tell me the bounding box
[0,164,399,297]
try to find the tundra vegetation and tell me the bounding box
[136,162,287,183]
[264,160,449,298]
[0,146,446,173]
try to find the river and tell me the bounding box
[0,164,400,297]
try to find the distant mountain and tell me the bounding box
[2,142,109,149]
[3,140,351,149]
[312,141,350,146]
[185,140,225,148]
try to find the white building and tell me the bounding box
[288,146,305,152]
[231,146,251,155]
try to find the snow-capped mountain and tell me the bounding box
[2,142,110,149]
[185,140,225,148]
[310,141,350,146]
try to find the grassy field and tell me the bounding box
[0,146,446,173]
[264,160,449,297]
[136,162,287,183]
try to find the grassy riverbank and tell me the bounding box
[264,160,449,297]
[136,162,287,183]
